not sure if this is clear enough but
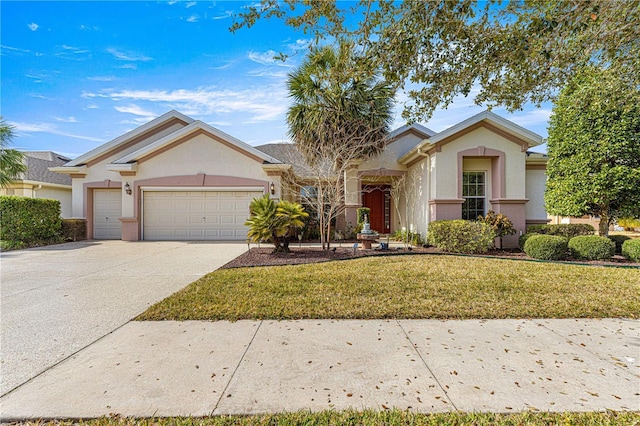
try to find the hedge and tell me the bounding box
[608,235,631,255]
[523,234,568,260]
[519,233,536,250]
[0,196,61,243]
[568,235,615,260]
[527,224,595,239]
[428,220,495,254]
[61,219,87,241]
[621,239,640,262]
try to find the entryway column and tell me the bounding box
[343,165,361,230]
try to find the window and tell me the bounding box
[462,171,486,220]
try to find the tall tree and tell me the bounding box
[544,66,640,236]
[233,0,640,122]
[285,43,394,249]
[0,118,26,189]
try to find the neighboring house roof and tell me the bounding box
[254,143,306,173]
[388,123,435,140]
[20,151,72,186]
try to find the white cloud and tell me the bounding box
[28,23,39,31]
[186,15,199,22]
[10,121,105,143]
[114,104,157,118]
[287,39,310,51]
[54,116,78,123]
[185,1,197,8]
[84,85,289,123]
[247,50,291,67]
[87,75,116,82]
[167,0,179,4]
[107,47,152,62]
[212,11,233,20]
[1,44,31,54]
[118,63,138,70]
[55,44,91,60]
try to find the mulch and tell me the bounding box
[219,244,638,269]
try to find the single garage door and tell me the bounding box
[143,190,263,241]
[93,188,122,240]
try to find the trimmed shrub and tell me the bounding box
[523,234,568,260]
[568,235,615,260]
[391,229,426,247]
[622,239,640,262]
[61,219,87,241]
[428,220,495,254]
[0,196,61,243]
[357,207,371,225]
[608,235,631,255]
[478,210,516,249]
[519,233,537,250]
[527,224,595,239]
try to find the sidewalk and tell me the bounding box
[1,318,638,420]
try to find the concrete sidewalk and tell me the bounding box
[1,318,638,420]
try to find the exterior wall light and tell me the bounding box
[270,182,275,195]
[124,182,132,195]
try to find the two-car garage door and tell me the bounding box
[142,190,262,241]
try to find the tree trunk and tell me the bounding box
[598,212,610,237]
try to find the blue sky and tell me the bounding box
[1,1,550,159]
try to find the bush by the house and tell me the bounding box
[527,224,595,239]
[568,235,615,260]
[523,234,568,260]
[61,219,87,242]
[478,210,516,249]
[621,239,640,262]
[0,196,62,244]
[428,220,495,254]
[391,229,426,247]
[519,233,536,250]
[608,235,631,255]
[357,207,371,225]
[617,217,640,231]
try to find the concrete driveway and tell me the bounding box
[0,240,246,396]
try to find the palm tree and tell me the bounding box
[0,118,26,189]
[286,41,395,248]
[287,42,395,163]
[245,195,308,253]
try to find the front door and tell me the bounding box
[362,186,390,233]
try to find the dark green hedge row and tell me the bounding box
[61,219,87,241]
[527,224,595,238]
[523,235,568,260]
[0,196,61,243]
[622,239,640,262]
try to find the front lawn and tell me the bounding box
[137,255,639,321]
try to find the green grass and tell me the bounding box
[137,255,640,321]
[14,410,640,425]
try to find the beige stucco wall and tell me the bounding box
[1,183,72,218]
[525,169,547,220]
[71,132,274,225]
[358,134,419,173]
[404,161,429,237]
[431,127,527,200]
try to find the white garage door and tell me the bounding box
[143,190,263,241]
[93,189,122,240]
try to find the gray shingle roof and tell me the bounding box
[254,143,309,175]
[22,151,72,186]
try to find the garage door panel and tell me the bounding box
[93,189,122,240]
[143,190,261,241]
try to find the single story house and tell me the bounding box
[51,110,548,247]
[1,151,73,217]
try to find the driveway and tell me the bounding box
[0,240,246,396]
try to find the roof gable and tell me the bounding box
[111,120,282,165]
[388,123,435,140]
[65,110,194,167]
